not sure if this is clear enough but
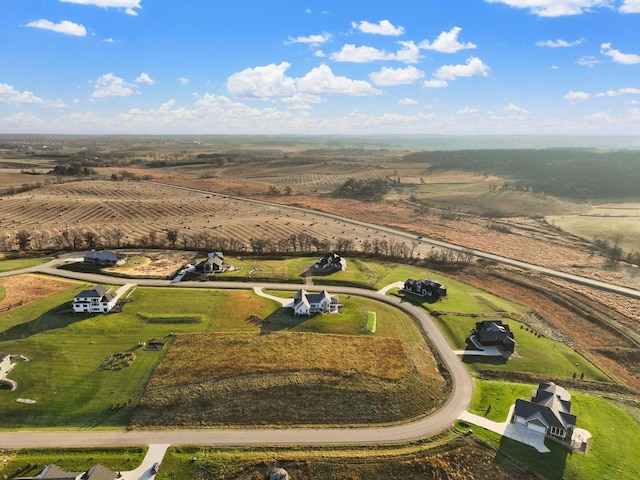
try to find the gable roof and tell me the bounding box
[513,382,576,431]
[74,285,115,303]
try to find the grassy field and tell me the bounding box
[0,256,54,272]
[0,447,146,480]
[464,380,640,480]
[547,213,640,255]
[0,280,437,428]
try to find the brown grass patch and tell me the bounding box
[132,332,447,427]
[0,274,78,311]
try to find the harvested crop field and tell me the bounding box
[0,180,443,258]
[132,332,447,427]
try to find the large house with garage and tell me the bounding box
[72,285,117,313]
[314,252,347,271]
[15,463,118,480]
[402,278,447,300]
[83,250,127,266]
[292,289,340,316]
[511,382,577,443]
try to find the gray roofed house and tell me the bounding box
[511,382,577,442]
[83,250,127,266]
[14,463,117,480]
[195,251,225,274]
[473,320,516,354]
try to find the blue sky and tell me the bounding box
[2,0,640,135]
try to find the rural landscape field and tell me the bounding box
[0,134,639,480]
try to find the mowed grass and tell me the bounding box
[1,448,146,480]
[0,282,436,428]
[466,380,640,480]
[0,256,54,272]
[0,285,275,428]
[442,314,609,381]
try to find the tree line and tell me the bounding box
[3,228,473,267]
[402,149,640,200]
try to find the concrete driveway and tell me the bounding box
[119,444,170,480]
[459,405,550,453]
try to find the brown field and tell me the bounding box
[0,274,78,312]
[193,441,536,480]
[132,332,447,427]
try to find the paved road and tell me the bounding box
[143,180,640,300]
[0,256,473,448]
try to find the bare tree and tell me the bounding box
[166,229,179,247]
[16,230,32,251]
[31,231,50,250]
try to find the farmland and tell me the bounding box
[1,135,640,480]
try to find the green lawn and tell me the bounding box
[0,256,54,272]
[439,314,608,381]
[464,380,640,480]
[0,282,423,428]
[1,447,146,479]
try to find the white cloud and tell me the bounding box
[536,38,584,47]
[296,65,381,96]
[457,107,479,114]
[424,79,448,88]
[577,56,600,67]
[620,0,640,12]
[330,44,395,62]
[60,0,142,15]
[563,91,590,102]
[178,77,190,85]
[395,41,421,63]
[227,62,297,98]
[92,73,138,98]
[601,43,640,64]
[314,50,326,58]
[628,99,640,105]
[351,20,404,36]
[435,57,490,80]
[226,63,380,99]
[399,98,418,105]
[0,83,66,107]
[596,87,640,97]
[135,73,154,85]
[103,37,116,43]
[330,41,420,64]
[26,19,87,36]
[504,102,529,113]
[419,27,476,53]
[485,0,609,17]
[369,66,424,86]
[286,33,331,45]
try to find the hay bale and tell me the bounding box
[270,468,289,480]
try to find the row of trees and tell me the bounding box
[4,228,475,266]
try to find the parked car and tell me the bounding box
[151,462,160,474]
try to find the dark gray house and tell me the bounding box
[473,320,516,353]
[402,278,447,299]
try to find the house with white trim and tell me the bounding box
[314,253,347,271]
[511,382,577,442]
[292,289,339,316]
[73,285,117,313]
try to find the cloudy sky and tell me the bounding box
[2,0,640,135]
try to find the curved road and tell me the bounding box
[0,256,473,448]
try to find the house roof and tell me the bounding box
[82,464,117,480]
[74,285,115,303]
[513,383,577,431]
[84,251,122,262]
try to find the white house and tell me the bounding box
[292,289,339,316]
[73,285,117,313]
